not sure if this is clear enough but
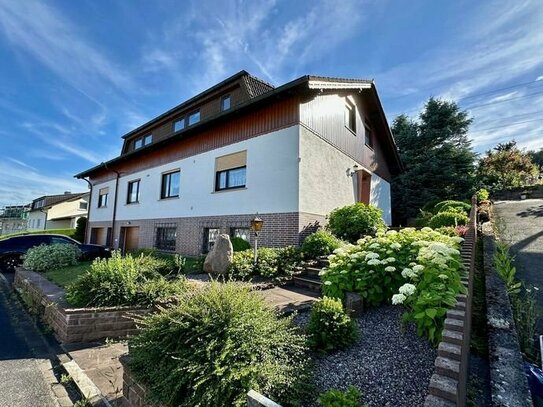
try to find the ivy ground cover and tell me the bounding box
[321,227,466,343]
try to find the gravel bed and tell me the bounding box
[295,305,437,407]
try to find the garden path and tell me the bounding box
[493,199,543,333]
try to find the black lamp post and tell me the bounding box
[250,216,264,265]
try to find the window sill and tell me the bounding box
[125,202,140,206]
[211,187,247,194]
[158,196,180,201]
[97,206,108,209]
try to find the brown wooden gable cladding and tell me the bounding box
[90,96,299,184]
[299,90,393,181]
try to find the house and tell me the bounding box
[26,192,89,231]
[0,205,30,236]
[75,71,402,255]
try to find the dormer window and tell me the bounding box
[221,95,231,111]
[134,134,152,150]
[188,110,200,126]
[174,117,185,132]
[34,199,45,209]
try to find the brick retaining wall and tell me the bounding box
[14,269,151,343]
[425,197,477,407]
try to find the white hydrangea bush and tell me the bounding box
[23,243,81,273]
[320,227,466,343]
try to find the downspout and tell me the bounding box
[105,163,121,249]
[81,178,93,244]
[39,208,48,230]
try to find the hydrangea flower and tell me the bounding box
[365,252,380,260]
[401,268,416,279]
[399,283,416,296]
[412,264,424,272]
[385,266,396,272]
[323,280,332,285]
[438,274,448,280]
[367,259,381,266]
[390,242,401,250]
[392,293,406,305]
[385,257,396,262]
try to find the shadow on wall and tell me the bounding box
[517,204,543,218]
[299,220,322,244]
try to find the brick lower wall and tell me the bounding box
[14,269,150,343]
[89,211,328,256]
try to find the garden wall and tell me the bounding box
[425,197,477,407]
[119,357,278,407]
[14,269,150,343]
[492,184,543,200]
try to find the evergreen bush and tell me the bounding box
[129,282,313,407]
[428,211,469,228]
[23,243,81,272]
[301,230,343,259]
[231,236,251,252]
[327,203,385,243]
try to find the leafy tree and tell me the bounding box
[528,148,543,169]
[477,140,539,191]
[73,217,87,243]
[391,98,476,224]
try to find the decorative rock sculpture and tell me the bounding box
[203,234,233,274]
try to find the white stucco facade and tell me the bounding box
[26,211,47,231]
[90,126,300,222]
[299,126,392,224]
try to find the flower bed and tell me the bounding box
[321,227,465,343]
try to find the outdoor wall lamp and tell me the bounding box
[250,216,264,265]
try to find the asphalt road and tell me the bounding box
[493,199,543,333]
[0,273,58,407]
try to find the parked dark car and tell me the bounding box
[0,234,110,272]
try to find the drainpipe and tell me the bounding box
[81,178,93,244]
[39,208,48,230]
[105,163,121,249]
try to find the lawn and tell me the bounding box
[45,261,91,287]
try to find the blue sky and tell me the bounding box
[0,0,542,206]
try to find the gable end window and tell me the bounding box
[345,99,356,133]
[188,110,200,126]
[174,117,185,132]
[127,180,140,204]
[98,187,109,208]
[215,151,247,192]
[221,95,231,111]
[161,170,180,199]
[364,121,373,149]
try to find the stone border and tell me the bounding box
[482,222,532,406]
[425,198,477,407]
[14,268,151,343]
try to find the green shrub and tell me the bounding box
[321,228,465,343]
[73,217,87,243]
[302,230,343,259]
[428,211,469,228]
[228,247,301,279]
[494,242,521,295]
[308,297,357,352]
[130,249,188,276]
[433,200,471,215]
[23,243,81,272]
[129,282,313,407]
[65,252,187,307]
[327,203,386,243]
[231,236,251,252]
[319,386,366,407]
[476,188,490,202]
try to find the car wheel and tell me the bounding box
[0,255,20,273]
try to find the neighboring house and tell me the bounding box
[27,192,89,231]
[75,71,402,255]
[0,205,29,236]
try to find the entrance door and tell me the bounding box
[356,170,372,204]
[120,227,140,254]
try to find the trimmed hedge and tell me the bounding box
[23,243,81,272]
[231,236,251,252]
[0,228,76,240]
[228,247,301,279]
[327,203,386,243]
[301,230,343,259]
[428,211,469,228]
[433,200,471,215]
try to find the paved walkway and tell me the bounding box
[0,273,60,407]
[493,199,543,332]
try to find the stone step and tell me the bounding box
[304,267,323,277]
[293,275,322,293]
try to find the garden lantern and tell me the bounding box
[250,216,264,264]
